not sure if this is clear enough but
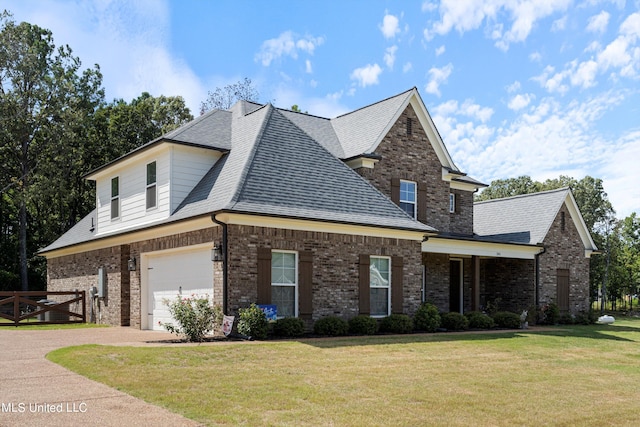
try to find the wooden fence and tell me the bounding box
[0,291,86,326]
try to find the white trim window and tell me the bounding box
[449,193,456,213]
[146,161,157,210]
[370,256,391,317]
[271,250,298,318]
[399,180,416,219]
[110,176,120,220]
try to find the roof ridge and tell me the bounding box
[333,87,416,119]
[276,107,330,121]
[475,187,570,205]
[227,104,274,208]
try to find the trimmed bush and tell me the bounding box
[272,317,306,337]
[574,310,597,325]
[314,316,349,336]
[413,302,441,332]
[538,303,560,325]
[348,315,379,335]
[380,314,414,334]
[440,312,469,331]
[238,304,269,340]
[492,311,521,329]
[558,312,575,325]
[465,311,495,329]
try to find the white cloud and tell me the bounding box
[586,11,610,34]
[305,60,313,74]
[424,0,571,51]
[602,130,640,217]
[435,45,446,56]
[508,93,534,111]
[529,51,542,62]
[255,31,324,66]
[425,63,453,97]
[350,64,383,87]
[551,16,567,32]
[384,45,398,69]
[506,81,521,93]
[380,13,400,39]
[570,60,599,88]
[403,62,413,73]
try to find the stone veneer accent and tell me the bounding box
[538,204,590,313]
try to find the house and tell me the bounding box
[40,88,598,329]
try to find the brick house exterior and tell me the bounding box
[41,88,597,328]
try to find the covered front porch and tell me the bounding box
[421,236,545,315]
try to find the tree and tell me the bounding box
[200,77,259,114]
[475,176,541,201]
[0,12,103,290]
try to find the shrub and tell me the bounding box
[484,297,502,316]
[238,304,269,340]
[538,303,560,325]
[465,311,495,329]
[558,312,575,325]
[272,317,306,337]
[348,315,379,335]
[413,302,441,332]
[162,295,222,342]
[440,312,469,331]
[379,314,414,334]
[313,316,349,336]
[492,311,521,329]
[574,310,597,325]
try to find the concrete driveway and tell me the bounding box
[0,327,203,427]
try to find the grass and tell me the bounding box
[48,319,640,426]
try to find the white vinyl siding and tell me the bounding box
[94,144,222,235]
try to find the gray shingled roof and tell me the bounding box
[473,188,570,244]
[331,89,414,159]
[42,98,433,253]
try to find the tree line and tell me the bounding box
[477,175,640,311]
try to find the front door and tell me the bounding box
[450,259,463,313]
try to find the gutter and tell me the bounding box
[211,213,228,314]
[535,246,546,310]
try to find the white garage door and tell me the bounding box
[146,247,213,331]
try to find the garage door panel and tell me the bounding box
[146,248,214,331]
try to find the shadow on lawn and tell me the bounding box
[298,323,640,349]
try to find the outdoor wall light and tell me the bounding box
[127,257,136,271]
[212,243,224,262]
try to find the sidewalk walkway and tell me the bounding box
[0,327,203,427]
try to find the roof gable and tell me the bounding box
[474,188,598,255]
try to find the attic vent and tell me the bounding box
[561,211,566,232]
[406,117,413,136]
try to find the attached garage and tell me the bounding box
[141,244,214,330]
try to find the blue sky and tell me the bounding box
[5,0,640,218]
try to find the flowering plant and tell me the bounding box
[161,294,222,342]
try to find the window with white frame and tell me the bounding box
[146,161,157,210]
[370,256,390,316]
[271,250,297,317]
[449,193,456,213]
[399,180,416,218]
[110,177,120,220]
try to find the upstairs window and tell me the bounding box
[399,180,416,219]
[110,177,120,220]
[449,193,456,213]
[146,161,157,210]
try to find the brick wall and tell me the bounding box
[47,245,128,326]
[226,225,423,321]
[539,204,590,313]
[480,258,535,313]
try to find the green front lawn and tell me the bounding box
[48,319,640,426]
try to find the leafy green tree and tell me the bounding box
[475,176,541,201]
[200,77,259,114]
[0,11,103,290]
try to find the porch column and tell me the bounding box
[471,256,480,311]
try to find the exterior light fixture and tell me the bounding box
[127,257,137,271]
[212,243,223,262]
